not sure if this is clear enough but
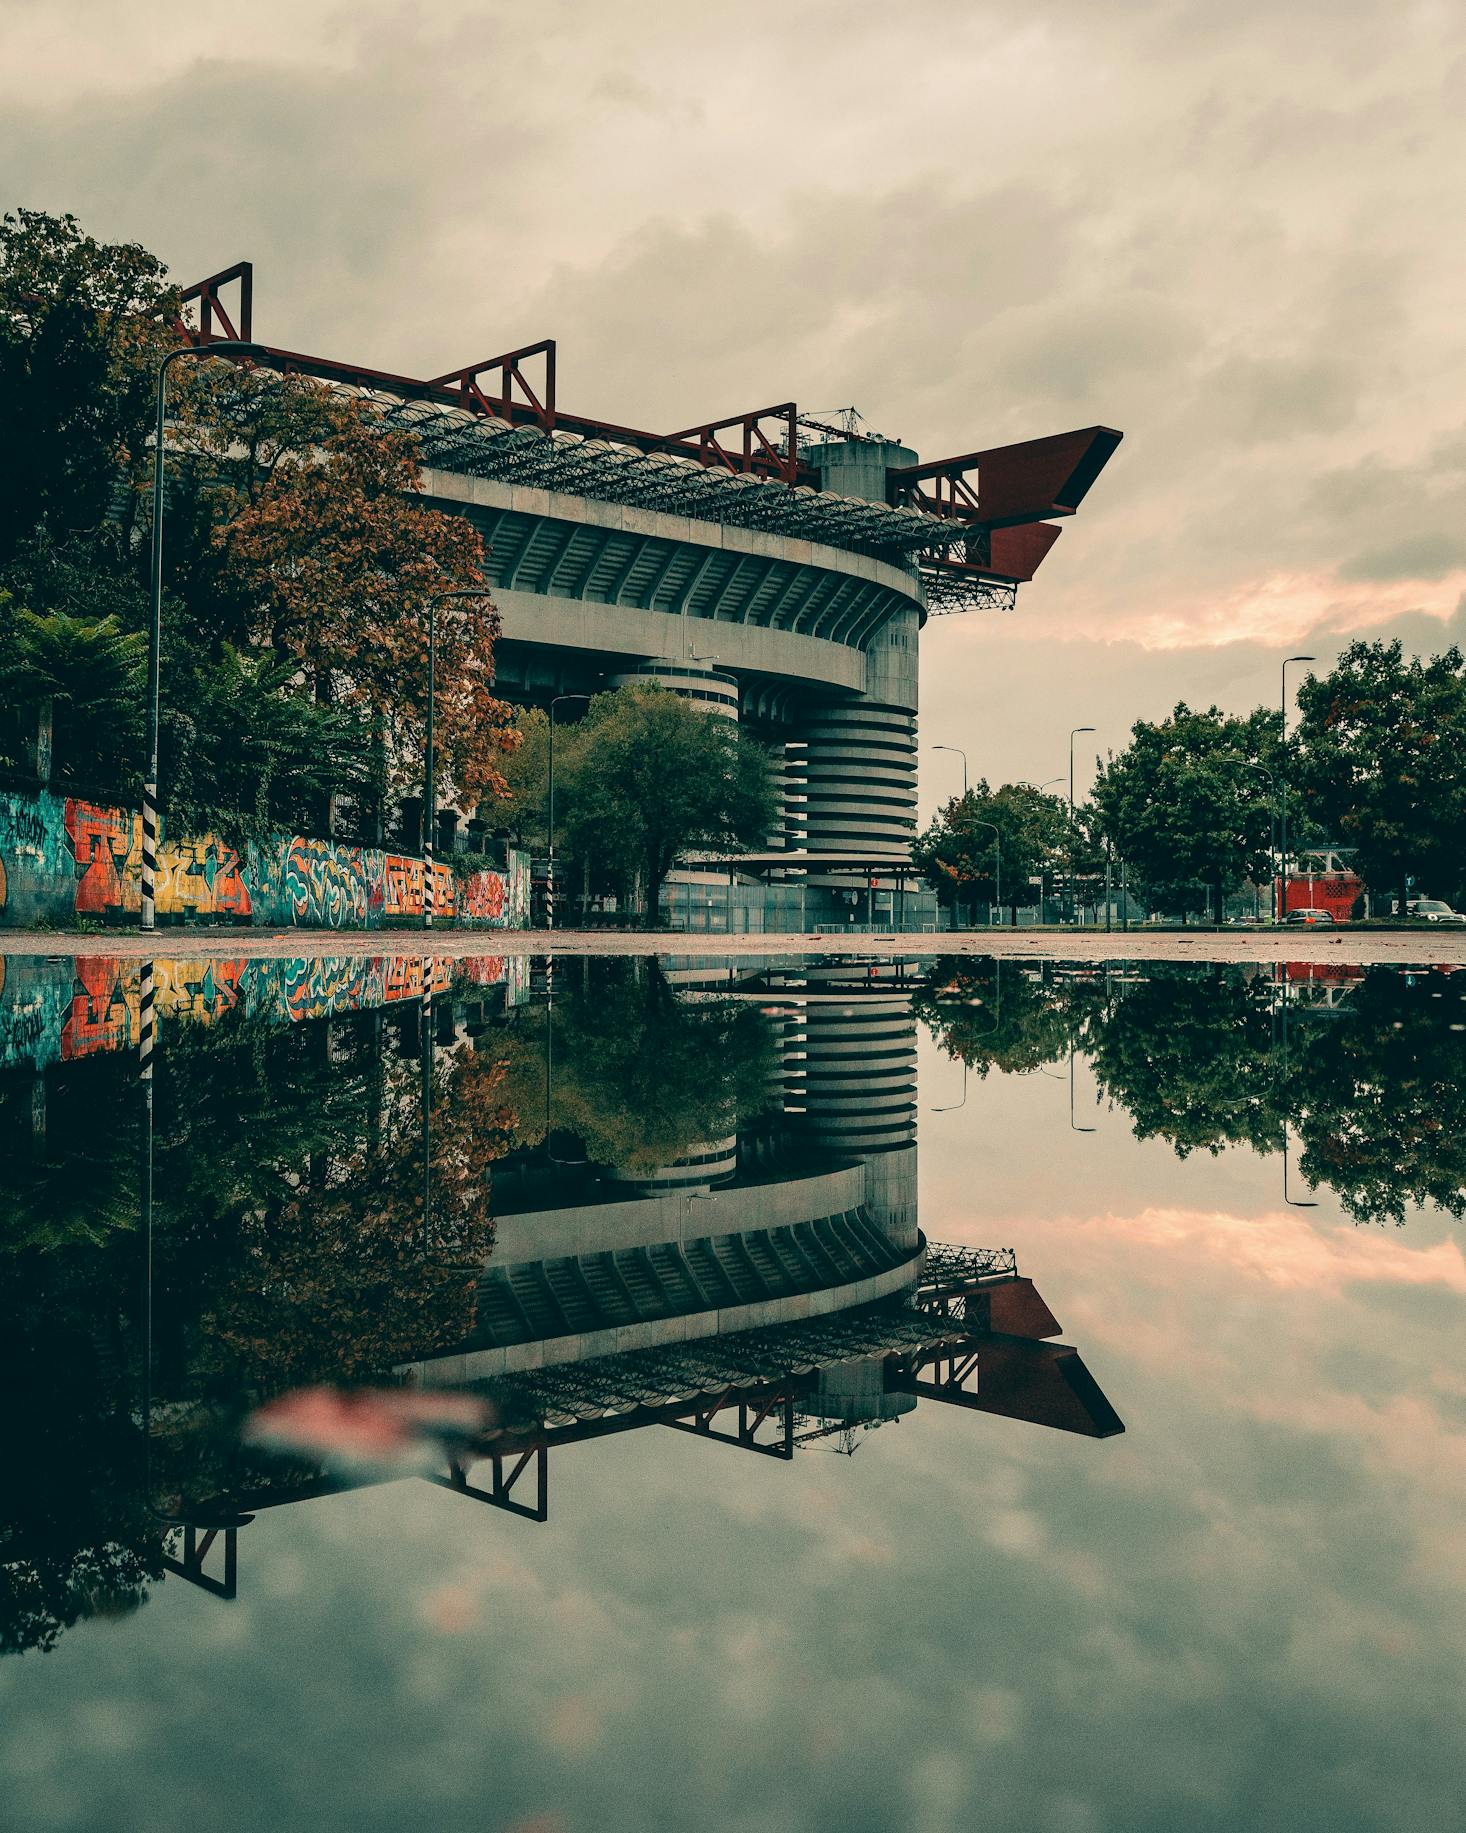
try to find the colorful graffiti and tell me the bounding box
[0,952,520,1072]
[283,838,369,929]
[460,870,506,921]
[0,788,529,933]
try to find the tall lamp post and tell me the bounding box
[546,693,591,930]
[422,588,495,929]
[1278,656,1315,922]
[1067,726,1095,924]
[932,743,968,796]
[143,339,265,930]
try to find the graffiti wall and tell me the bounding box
[0,788,529,934]
[0,951,519,1073]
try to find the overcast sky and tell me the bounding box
[5,0,1464,805]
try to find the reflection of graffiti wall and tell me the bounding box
[0,951,518,1072]
[0,788,529,933]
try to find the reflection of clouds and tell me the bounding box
[1083,1204,1466,1293]
[6,1106,1466,1828]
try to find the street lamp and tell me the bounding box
[143,339,266,930]
[422,588,495,928]
[1279,656,1315,922]
[1067,727,1095,924]
[932,744,968,797]
[547,693,592,930]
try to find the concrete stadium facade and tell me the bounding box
[423,446,925,921]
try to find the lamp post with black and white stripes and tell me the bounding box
[142,340,264,931]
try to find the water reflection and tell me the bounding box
[0,952,1119,1652]
[916,957,1466,1225]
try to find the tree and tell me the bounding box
[557,686,774,924]
[913,781,1069,922]
[1,208,519,837]
[1293,641,1466,912]
[0,592,145,793]
[1092,703,1280,918]
[0,208,178,567]
[162,360,518,823]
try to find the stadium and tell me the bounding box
[183,263,1121,930]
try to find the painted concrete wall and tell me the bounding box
[0,788,530,933]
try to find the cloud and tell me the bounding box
[4,0,1465,730]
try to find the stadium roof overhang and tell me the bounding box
[175,261,1121,617]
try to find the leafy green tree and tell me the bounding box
[1293,640,1466,912]
[0,592,145,793]
[0,208,178,566]
[557,686,774,924]
[913,781,1070,922]
[487,704,553,848]
[1092,703,1280,918]
[0,208,517,836]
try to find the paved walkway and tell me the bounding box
[2,927,1464,965]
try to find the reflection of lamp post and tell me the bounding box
[546,694,591,931]
[421,968,487,1269]
[1069,1046,1097,1133]
[544,977,588,1167]
[1276,968,1318,1207]
[1279,656,1315,920]
[932,1061,968,1112]
[143,340,265,930]
[423,589,495,928]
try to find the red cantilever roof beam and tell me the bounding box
[888,426,1123,529]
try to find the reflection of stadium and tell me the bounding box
[162,958,1121,1598]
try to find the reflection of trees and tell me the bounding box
[0,996,514,1648]
[1286,974,1466,1226]
[913,960,1088,1077]
[0,1236,158,1655]
[0,1058,139,1256]
[497,961,777,1175]
[922,962,1466,1228]
[1086,968,1281,1158]
[0,962,779,1651]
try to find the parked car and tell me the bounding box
[1285,908,1336,925]
[1402,899,1466,925]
